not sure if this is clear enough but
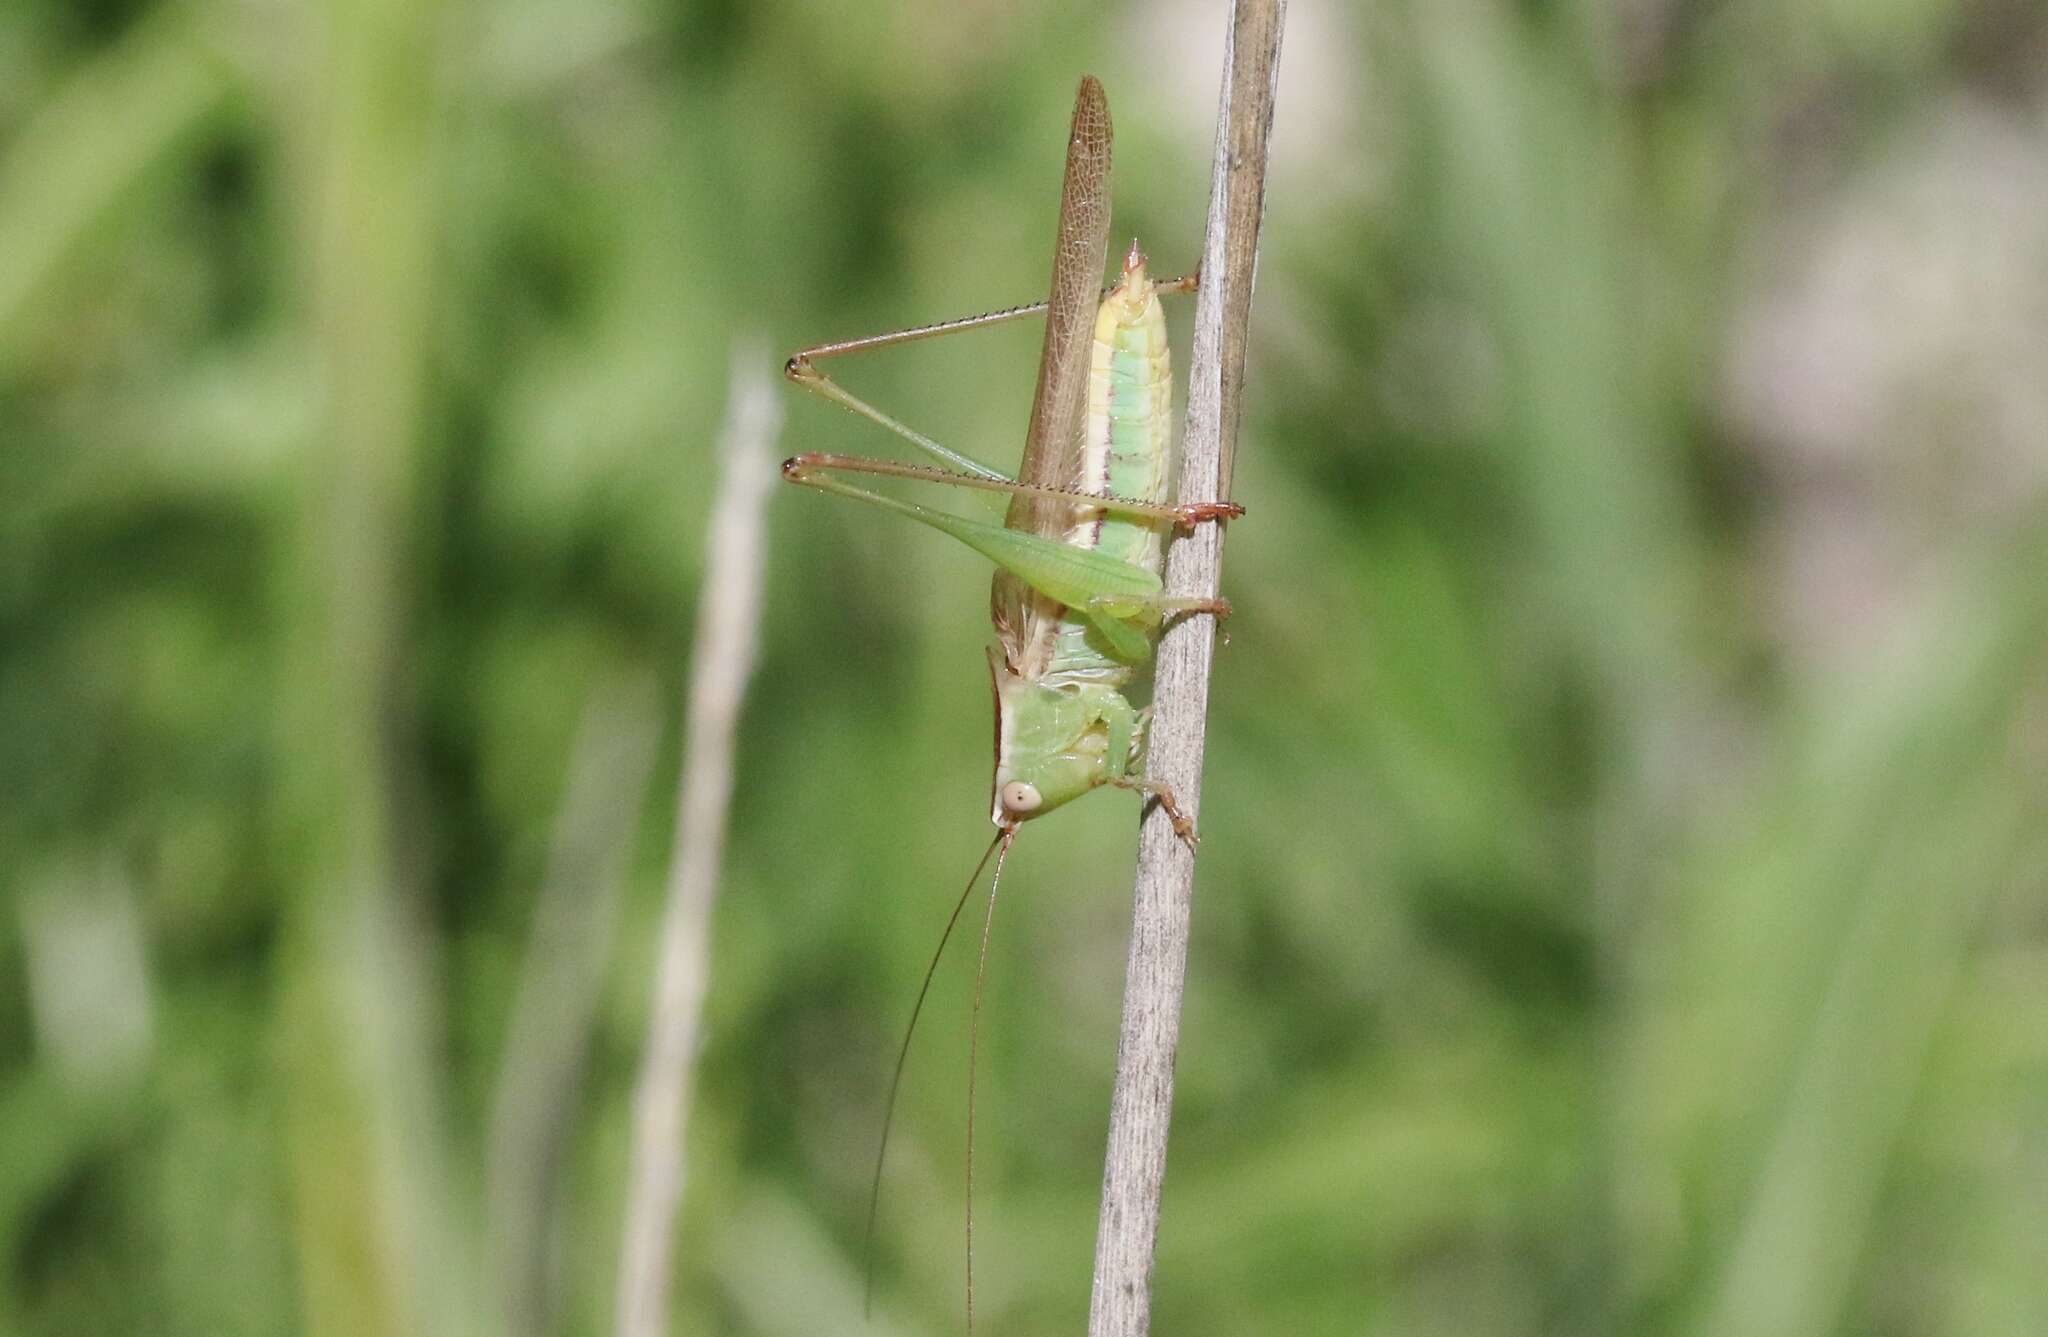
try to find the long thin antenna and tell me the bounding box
[966,828,1017,1334]
[863,828,1008,1316]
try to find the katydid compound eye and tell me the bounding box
[1000,781,1042,815]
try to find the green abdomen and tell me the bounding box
[1044,278,1172,683]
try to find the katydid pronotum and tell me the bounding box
[781,75,1238,1327]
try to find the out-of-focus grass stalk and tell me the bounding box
[486,674,661,1337]
[275,1,457,1335]
[0,7,230,363]
[1675,519,2048,1337]
[0,1070,115,1331]
[1410,5,1709,1328]
[1413,4,1698,722]
[614,345,781,1337]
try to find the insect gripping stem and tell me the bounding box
[778,73,1244,1334]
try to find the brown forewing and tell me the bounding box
[991,75,1112,672]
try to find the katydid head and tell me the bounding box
[987,647,1118,827]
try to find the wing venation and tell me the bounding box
[993,75,1113,662]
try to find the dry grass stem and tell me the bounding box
[614,345,783,1337]
[1086,4,1286,1335]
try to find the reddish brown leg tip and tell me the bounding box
[1113,777,1204,849]
[1152,787,1202,850]
[1156,597,1231,630]
[1175,500,1246,526]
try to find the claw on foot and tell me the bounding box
[1174,499,1245,527]
[781,453,829,484]
[1156,596,1231,625]
[1114,777,1202,850]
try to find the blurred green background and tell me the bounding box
[5,0,2047,1334]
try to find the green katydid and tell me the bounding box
[781,75,1238,1326]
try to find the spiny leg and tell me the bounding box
[784,453,1241,529]
[1086,592,1234,621]
[790,298,1055,366]
[1155,594,1233,620]
[1175,500,1244,525]
[1077,685,1139,779]
[777,470,1169,631]
[789,266,1198,373]
[784,354,1010,483]
[781,273,1215,504]
[785,291,1113,485]
[1110,775,1201,849]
